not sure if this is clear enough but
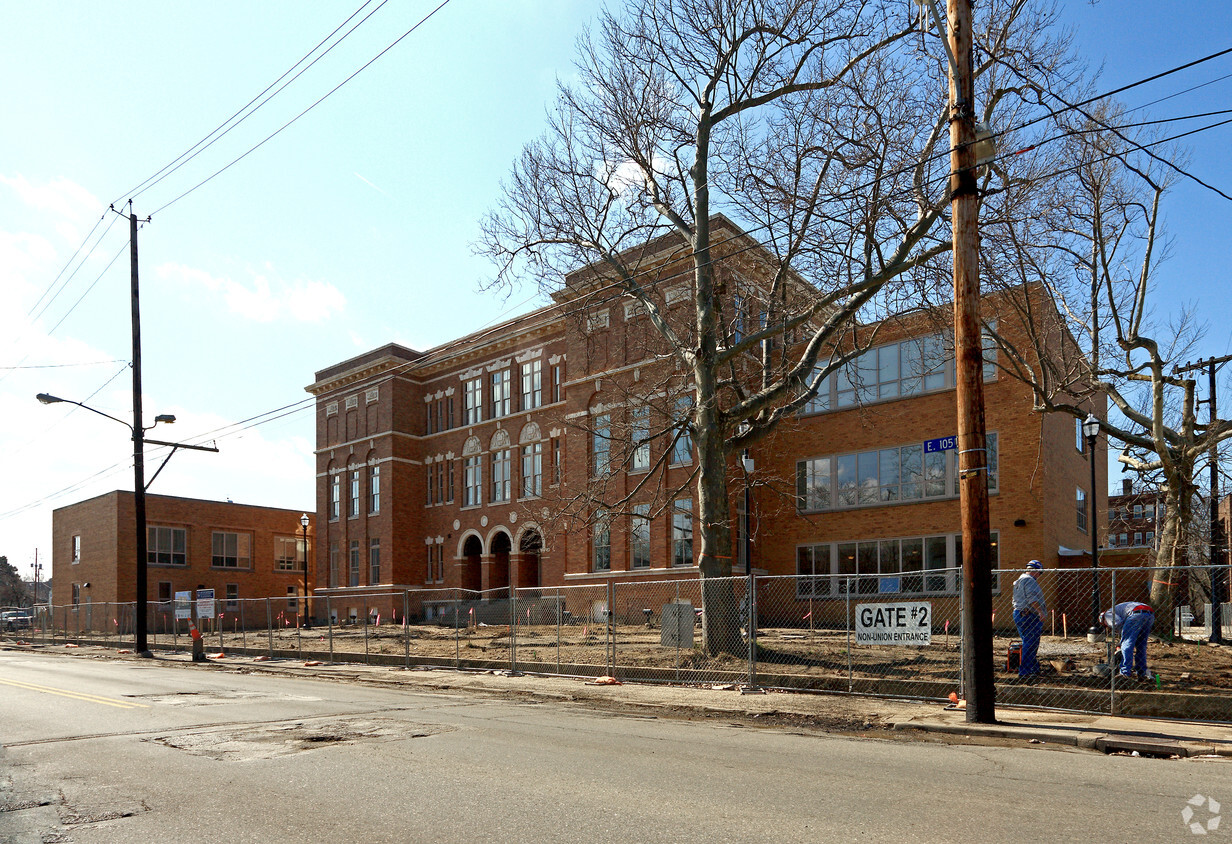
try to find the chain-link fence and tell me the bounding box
[8,565,1232,722]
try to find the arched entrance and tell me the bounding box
[489,531,511,591]
[460,535,483,593]
[518,529,543,589]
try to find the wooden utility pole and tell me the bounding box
[947,0,995,723]
[1174,353,1232,643]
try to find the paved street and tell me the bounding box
[3,650,1231,842]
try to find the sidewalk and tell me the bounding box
[127,646,1232,760]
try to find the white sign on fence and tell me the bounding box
[174,591,193,621]
[855,601,932,646]
[196,588,215,620]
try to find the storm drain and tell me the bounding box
[147,717,450,761]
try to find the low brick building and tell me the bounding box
[51,491,314,629]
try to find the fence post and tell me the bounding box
[607,580,615,676]
[556,587,562,676]
[509,585,517,674]
[454,592,460,669]
[674,581,681,682]
[846,577,853,693]
[296,598,302,660]
[404,589,411,669]
[266,597,273,657]
[240,600,247,652]
[326,596,334,663]
[363,597,370,664]
[1109,568,1118,714]
[959,571,966,700]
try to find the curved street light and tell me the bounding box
[1083,413,1105,642]
[37,391,214,655]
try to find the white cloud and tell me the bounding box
[0,174,101,246]
[156,262,345,323]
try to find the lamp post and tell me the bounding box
[300,513,311,629]
[1083,413,1104,641]
[37,392,215,655]
[741,448,756,686]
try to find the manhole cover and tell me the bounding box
[147,717,449,761]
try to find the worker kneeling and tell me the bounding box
[1103,601,1154,681]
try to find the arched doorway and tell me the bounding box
[489,531,511,591]
[518,529,543,589]
[461,535,483,593]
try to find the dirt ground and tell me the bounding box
[93,619,1232,696]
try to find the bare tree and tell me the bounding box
[981,101,1232,623]
[479,0,1083,653]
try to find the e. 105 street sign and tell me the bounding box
[924,435,957,453]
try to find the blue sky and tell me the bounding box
[2,1,1230,582]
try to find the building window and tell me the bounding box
[288,586,299,612]
[796,434,999,513]
[369,538,381,584]
[464,376,483,425]
[630,406,650,472]
[592,413,611,476]
[631,504,651,569]
[593,512,611,572]
[522,360,542,410]
[796,533,998,598]
[1133,531,1143,546]
[551,437,562,485]
[1077,487,1088,533]
[521,442,542,499]
[369,465,380,513]
[672,499,693,567]
[491,449,512,503]
[211,532,251,569]
[329,542,339,588]
[670,397,692,465]
[349,541,360,587]
[349,470,361,518]
[551,364,563,404]
[158,581,173,605]
[225,583,239,612]
[71,534,81,564]
[1133,503,1143,519]
[330,474,340,521]
[275,537,301,572]
[805,368,831,414]
[1076,417,1086,454]
[148,526,187,566]
[464,456,482,507]
[1145,530,1154,546]
[72,583,81,606]
[447,460,455,503]
[491,369,511,418]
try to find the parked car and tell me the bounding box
[2,610,33,631]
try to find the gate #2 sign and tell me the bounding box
[855,602,932,646]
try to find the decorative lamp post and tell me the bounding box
[1083,413,1105,642]
[300,513,311,629]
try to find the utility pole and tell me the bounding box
[947,0,995,723]
[1174,353,1232,644]
[127,201,154,657]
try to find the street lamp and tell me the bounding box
[1083,413,1105,642]
[37,392,214,655]
[300,513,311,629]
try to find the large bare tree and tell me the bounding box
[479,0,1082,653]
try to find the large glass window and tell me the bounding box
[491,449,511,503]
[330,474,340,521]
[797,434,998,513]
[670,397,692,465]
[369,538,381,584]
[795,533,998,597]
[672,499,693,567]
[521,442,542,499]
[631,406,650,471]
[211,532,251,569]
[491,369,511,418]
[148,526,186,566]
[521,360,542,411]
[593,413,611,476]
[464,377,482,425]
[593,512,610,572]
[631,504,651,569]
[369,465,380,513]
[275,536,300,571]
[349,470,360,518]
[349,541,360,587]
[464,456,482,507]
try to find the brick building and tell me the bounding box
[51,491,314,628]
[307,219,1104,626]
[1107,479,1164,551]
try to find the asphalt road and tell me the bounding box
[3,651,1231,843]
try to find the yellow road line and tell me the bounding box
[0,677,150,710]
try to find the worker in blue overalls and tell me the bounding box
[1103,601,1155,681]
[1012,560,1046,678]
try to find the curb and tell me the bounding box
[891,719,1216,758]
